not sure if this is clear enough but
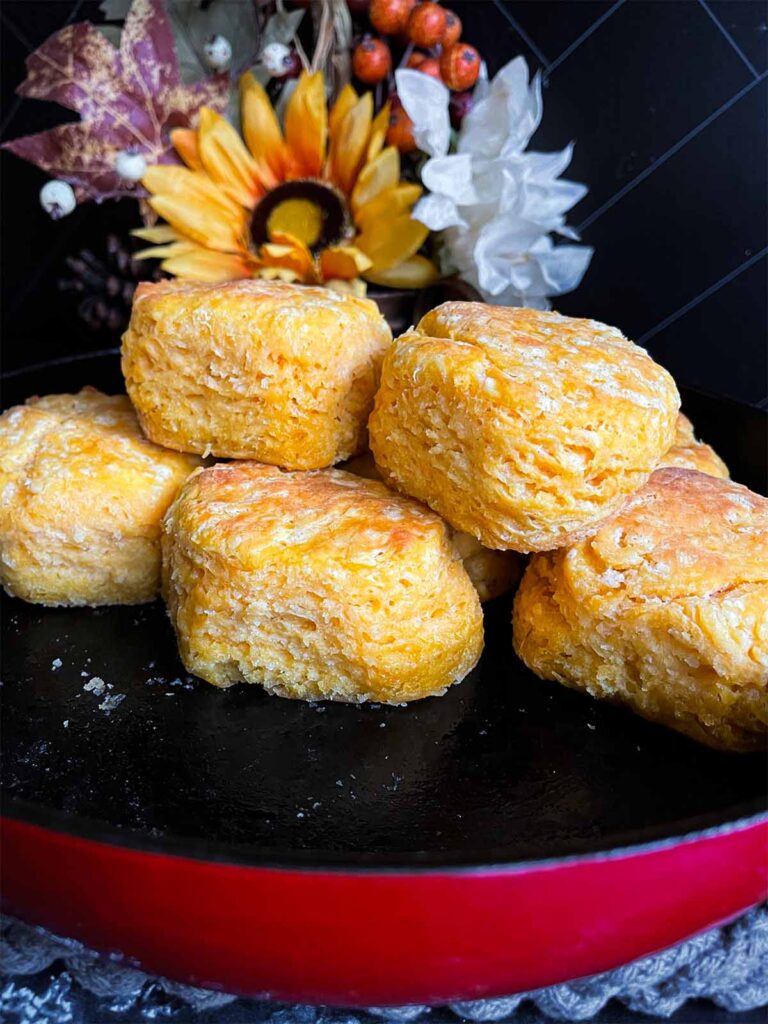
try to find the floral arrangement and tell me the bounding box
[3,0,592,309]
[133,73,431,292]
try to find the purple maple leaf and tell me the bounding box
[2,0,229,203]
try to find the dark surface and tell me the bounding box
[2,353,766,870]
[2,1,768,409]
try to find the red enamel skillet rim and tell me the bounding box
[3,794,766,873]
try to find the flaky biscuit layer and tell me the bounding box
[513,468,768,751]
[162,462,484,702]
[122,279,392,468]
[0,388,201,605]
[370,303,680,552]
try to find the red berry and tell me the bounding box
[441,9,462,46]
[406,49,429,68]
[439,41,481,91]
[417,57,442,80]
[406,2,447,48]
[352,36,392,84]
[449,89,473,128]
[369,0,415,35]
[386,99,416,152]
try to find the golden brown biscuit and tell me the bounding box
[342,451,523,601]
[0,388,201,606]
[513,468,768,751]
[122,279,392,468]
[162,462,484,702]
[369,303,680,552]
[659,413,729,478]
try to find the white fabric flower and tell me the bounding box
[396,58,592,308]
[395,70,451,159]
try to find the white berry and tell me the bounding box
[39,180,76,219]
[261,42,291,77]
[115,149,147,182]
[205,34,232,71]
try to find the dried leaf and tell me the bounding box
[170,0,263,84]
[251,8,305,86]
[96,24,123,47]
[263,9,305,50]
[99,0,132,18]
[3,0,229,204]
[101,1,263,84]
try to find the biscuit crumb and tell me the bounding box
[99,693,126,714]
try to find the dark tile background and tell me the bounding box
[1,0,767,409]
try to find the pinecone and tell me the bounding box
[58,233,164,334]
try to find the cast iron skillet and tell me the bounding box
[1,351,766,1005]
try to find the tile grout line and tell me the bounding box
[577,70,768,233]
[492,0,551,71]
[0,7,35,140]
[0,9,34,52]
[545,0,627,76]
[637,246,768,346]
[698,0,760,80]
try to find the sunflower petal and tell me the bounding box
[131,225,179,243]
[240,71,285,185]
[162,248,253,283]
[260,230,317,282]
[148,195,247,253]
[256,267,301,283]
[134,240,198,260]
[366,100,390,164]
[284,71,327,178]
[355,213,430,272]
[350,146,400,213]
[355,183,423,228]
[143,165,243,220]
[325,278,368,297]
[197,107,262,209]
[330,92,373,195]
[364,254,440,289]
[319,245,373,281]
[171,128,203,171]
[329,84,358,138]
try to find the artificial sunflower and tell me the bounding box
[134,71,438,294]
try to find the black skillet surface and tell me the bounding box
[1,352,766,868]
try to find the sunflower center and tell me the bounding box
[268,199,323,248]
[250,180,351,254]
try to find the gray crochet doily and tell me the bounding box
[1,907,767,1023]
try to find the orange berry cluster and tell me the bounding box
[349,0,481,153]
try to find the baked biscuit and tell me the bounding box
[343,451,523,602]
[0,388,201,606]
[659,413,729,478]
[369,303,680,552]
[162,462,484,702]
[513,468,768,751]
[122,279,392,467]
